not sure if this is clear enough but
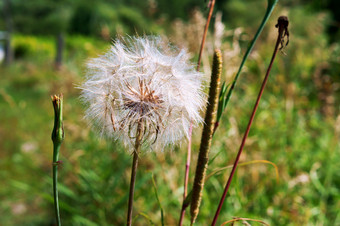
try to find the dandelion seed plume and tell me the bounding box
[80,36,206,150]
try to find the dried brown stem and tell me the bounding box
[126,119,144,226]
[196,0,216,72]
[211,16,289,226]
[179,1,216,225]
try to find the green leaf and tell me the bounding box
[135,212,156,225]
[215,0,279,133]
[151,174,164,226]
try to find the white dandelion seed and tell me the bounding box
[80,36,206,150]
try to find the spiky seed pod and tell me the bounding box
[190,49,222,224]
[80,36,206,150]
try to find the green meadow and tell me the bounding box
[1,1,339,225]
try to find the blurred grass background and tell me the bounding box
[0,0,339,225]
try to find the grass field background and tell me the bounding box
[1,2,339,225]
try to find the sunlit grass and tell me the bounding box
[0,32,339,225]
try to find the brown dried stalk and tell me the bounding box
[126,119,144,226]
[211,16,289,226]
[190,49,222,224]
[179,1,216,225]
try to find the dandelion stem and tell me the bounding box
[211,16,289,226]
[127,119,144,226]
[51,94,64,226]
[179,1,216,225]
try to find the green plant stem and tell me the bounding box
[127,120,144,226]
[211,16,288,226]
[152,174,164,226]
[51,94,64,226]
[53,145,61,226]
[215,0,279,132]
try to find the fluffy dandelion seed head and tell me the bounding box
[80,36,206,150]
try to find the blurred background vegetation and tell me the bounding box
[0,0,339,225]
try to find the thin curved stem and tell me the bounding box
[52,146,61,226]
[196,0,216,72]
[127,120,144,226]
[51,94,64,226]
[179,1,216,225]
[214,0,279,131]
[179,124,193,226]
[211,16,288,226]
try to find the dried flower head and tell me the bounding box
[80,36,206,150]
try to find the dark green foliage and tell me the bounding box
[156,0,205,20]
[70,3,94,35]
[13,42,30,59]
[8,0,71,35]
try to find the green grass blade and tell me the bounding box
[134,212,156,225]
[216,0,279,127]
[221,217,269,226]
[216,82,229,123]
[206,159,280,183]
[151,174,164,226]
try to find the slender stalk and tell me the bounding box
[179,1,216,225]
[211,16,289,226]
[126,120,144,226]
[51,94,64,226]
[52,147,61,226]
[196,0,216,72]
[190,50,222,225]
[179,125,192,226]
[214,0,279,132]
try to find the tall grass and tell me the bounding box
[0,3,339,223]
